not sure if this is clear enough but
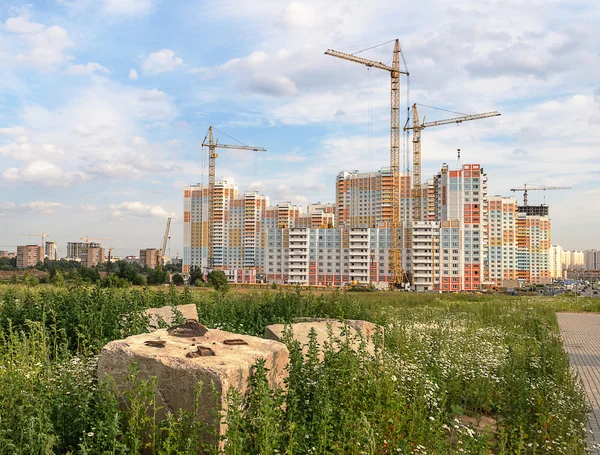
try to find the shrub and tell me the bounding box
[207,270,229,292]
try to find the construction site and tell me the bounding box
[182,40,568,291]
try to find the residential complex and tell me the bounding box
[184,161,559,290]
[16,245,44,268]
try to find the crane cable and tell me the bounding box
[368,67,373,228]
[352,39,396,56]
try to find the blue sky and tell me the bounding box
[0,0,599,257]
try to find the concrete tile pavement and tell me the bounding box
[557,312,600,454]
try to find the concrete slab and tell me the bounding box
[98,327,289,447]
[144,304,198,331]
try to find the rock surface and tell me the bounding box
[97,328,289,447]
[264,319,383,358]
[144,304,198,331]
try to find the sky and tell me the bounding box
[0,0,599,257]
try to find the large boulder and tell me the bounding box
[264,319,383,359]
[144,304,198,331]
[97,326,288,448]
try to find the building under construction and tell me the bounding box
[182,40,559,289]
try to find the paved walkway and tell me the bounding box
[557,313,600,454]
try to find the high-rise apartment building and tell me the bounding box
[16,245,44,268]
[516,210,551,284]
[549,245,564,278]
[411,221,440,291]
[585,249,600,270]
[572,251,585,269]
[184,181,322,276]
[335,168,412,227]
[263,227,394,286]
[487,196,518,285]
[45,241,57,260]
[67,242,100,260]
[433,164,487,291]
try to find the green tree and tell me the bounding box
[172,273,184,286]
[147,268,169,285]
[23,273,39,287]
[100,274,130,288]
[50,270,65,286]
[189,266,204,286]
[207,270,229,292]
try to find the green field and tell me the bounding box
[0,284,597,454]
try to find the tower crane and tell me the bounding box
[80,236,112,244]
[510,184,571,206]
[404,104,501,221]
[202,126,266,270]
[325,39,409,287]
[157,217,171,270]
[21,232,50,250]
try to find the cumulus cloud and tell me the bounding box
[3,16,74,69]
[66,62,110,75]
[110,201,175,218]
[2,161,87,187]
[0,142,64,162]
[0,201,64,215]
[21,201,64,214]
[142,49,183,74]
[129,69,139,80]
[0,127,27,136]
[138,88,167,101]
[3,16,44,34]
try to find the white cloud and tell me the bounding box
[0,201,64,215]
[0,127,27,136]
[142,49,183,74]
[2,161,87,187]
[80,204,97,211]
[3,16,74,69]
[138,88,167,101]
[0,202,17,211]
[21,201,64,214]
[129,69,139,80]
[110,201,175,219]
[102,0,154,15]
[0,142,64,162]
[3,16,44,34]
[66,62,110,75]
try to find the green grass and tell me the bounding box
[0,284,596,454]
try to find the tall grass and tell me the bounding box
[0,284,594,454]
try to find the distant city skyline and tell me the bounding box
[1,0,599,255]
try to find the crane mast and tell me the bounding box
[405,104,501,221]
[21,233,50,250]
[202,126,266,270]
[157,217,171,269]
[325,39,409,287]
